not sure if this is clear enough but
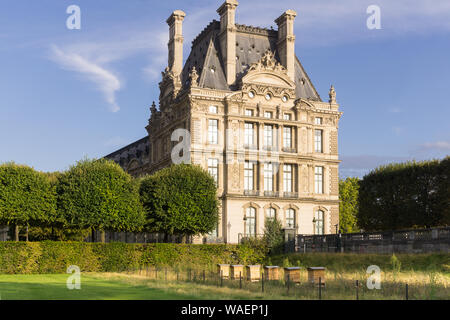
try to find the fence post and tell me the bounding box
[406,283,409,300]
[262,273,264,293]
[355,280,359,300]
[239,271,242,289]
[319,277,322,300]
[220,270,223,287]
[287,274,290,295]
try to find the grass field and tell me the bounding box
[0,268,448,300]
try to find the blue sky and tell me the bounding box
[1,0,449,177]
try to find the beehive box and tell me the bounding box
[264,266,279,281]
[307,267,326,285]
[246,265,261,282]
[230,265,244,280]
[217,264,230,279]
[284,267,301,283]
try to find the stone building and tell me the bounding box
[105,0,342,244]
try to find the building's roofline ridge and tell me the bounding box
[235,23,277,37]
[191,20,220,47]
[104,136,149,158]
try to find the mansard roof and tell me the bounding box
[104,136,150,168]
[181,20,321,101]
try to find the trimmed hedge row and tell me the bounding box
[0,241,266,274]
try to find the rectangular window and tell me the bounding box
[244,161,255,191]
[244,122,254,146]
[209,105,218,114]
[315,166,324,194]
[246,207,256,236]
[315,117,323,125]
[283,127,292,148]
[264,163,274,192]
[208,158,218,183]
[283,164,293,193]
[264,111,272,119]
[286,209,295,228]
[245,109,254,116]
[208,119,218,144]
[284,113,291,120]
[315,210,324,235]
[315,129,323,153]
[264,125,273,147]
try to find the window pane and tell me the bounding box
[209,105,218,113]
[315,129,323,153]
[208,158,218,183]
[244,161,254,191]
[246,207,256,236]
[264,163,273,191]
[208,119,218,144]
[266,208,276,220]
[286,209,295,228]
[245,123,254,146]
[283,127,292,148]
[264,125,273,146]
[245,109,254,116]
[315,166,323,194]
[283,164,292,192]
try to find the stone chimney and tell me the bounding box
[275,10,297,81]
[217,0,238,86]
[166,10,186,76]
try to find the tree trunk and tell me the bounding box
[91,228,96,242]
[100,230,106,243]
[25,226,29,242]
[15,225,19,241]
[181,235,186,244]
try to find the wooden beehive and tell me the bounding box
[230,265,244,280]
[307,267,326,285]
[284,267,301,283]
[246,265,261,282]
[264,266,279,281]
[217,264,230,279]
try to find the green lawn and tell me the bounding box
[0,273,271,300]
[0,271,448,300]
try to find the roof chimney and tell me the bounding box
[217,0,238,86]
[275,10,297,81]
[166,10,186,76]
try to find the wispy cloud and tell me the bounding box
[418,141,450,152]
[50,45,121,112]
[48,27,167,112]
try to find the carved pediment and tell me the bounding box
[240,50,295,93]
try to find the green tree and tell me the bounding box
[139,164,219,241]
[0,162,56,241]
[57,158,145,241]
[263,217,284,255]
[339,177,360,233]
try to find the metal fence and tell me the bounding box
[296,227,450,254]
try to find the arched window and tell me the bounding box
[314,210,324,235]
[266,207,276,221]
[245,207,256,236]
[286,208,295,228]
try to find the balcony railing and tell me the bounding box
[283,192,298,198]
[244,144,258,150]
[264,191,279,197]
[244,190,259,196]
[282,147,296,153]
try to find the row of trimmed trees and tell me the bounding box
[0,160,218,241]
[339,157,449,232]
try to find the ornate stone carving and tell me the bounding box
[248,50,287,74]
[189,67,199,88]
[329,85,336,104]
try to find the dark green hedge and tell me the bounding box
[0,241,266,274]
[358,157,450,231]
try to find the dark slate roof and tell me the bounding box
[104,136,150,168]
[181,20,321,101]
